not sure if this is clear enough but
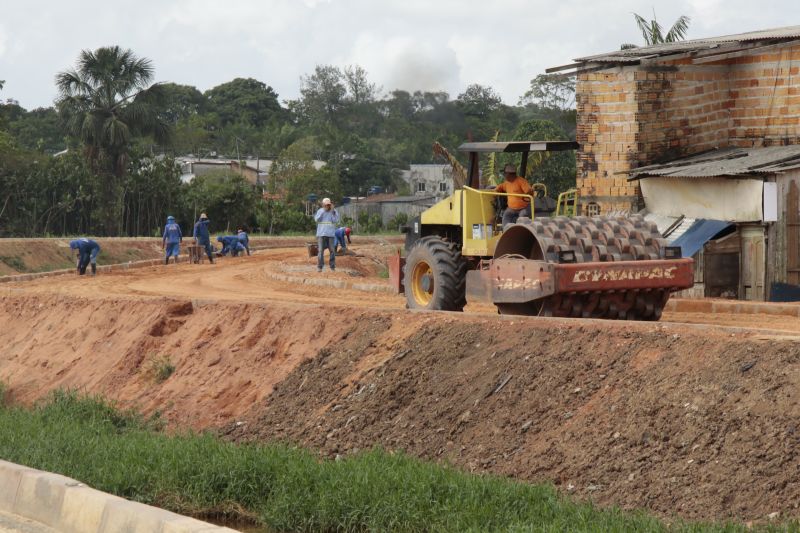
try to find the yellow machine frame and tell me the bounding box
[420,187,535,257]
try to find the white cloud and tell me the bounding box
[0,0,796,109]
[0,25,6,59]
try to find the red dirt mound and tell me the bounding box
[226,316,800,522]
[0,294,382,429]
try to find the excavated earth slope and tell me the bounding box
[1,244,799,522]
[224,313,800,522]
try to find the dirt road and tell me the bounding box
[5,244,800,334]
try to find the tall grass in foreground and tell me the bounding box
[0,390,789,532]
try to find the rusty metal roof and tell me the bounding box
[629,145,800,179]
[562,25,800,67]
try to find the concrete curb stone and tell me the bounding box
[0,459,238,533]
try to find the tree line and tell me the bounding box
[0,48,579,237]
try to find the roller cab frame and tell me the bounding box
[390,140,694,320]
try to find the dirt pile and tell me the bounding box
[0,294,384,428]
[228,315,800,522]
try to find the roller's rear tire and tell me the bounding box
[404,236,467,311]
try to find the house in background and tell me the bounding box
[553,25,800,301]
[177,157,324,186]
[630,145,800,300]
[399,164,454,201]
[337,194,436,229]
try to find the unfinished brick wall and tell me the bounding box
[725,44,800,147]
[575,71,639,213]
[576,42,800,214]
[634,65,732,163]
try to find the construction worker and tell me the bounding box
[237,228,251,256]
[216,235,244,256]
[495,163,532,226]
[334,226,351,254]
[314,197,339,272]
[69,238,100,276]
[162,215,182,264]
[192,213,215,263]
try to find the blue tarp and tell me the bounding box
[671,219,732,258]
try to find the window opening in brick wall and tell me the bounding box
[439,182,447,192]
[417,182,426,192]
[585,202,600,216]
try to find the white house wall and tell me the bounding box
[640,177,763,221]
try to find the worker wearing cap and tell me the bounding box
[237,228,251,256]
[69,238,101,276]
[314,197,339,272]
[495,163,533,226]
[334,226,351,254]
[192,213,215,264]
[162,215,182,265]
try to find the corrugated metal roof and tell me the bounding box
[573,25,800,64]
[642,212,696,240]
[664,216,696,242]
[630,145,800,179]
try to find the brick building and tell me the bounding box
[552,25,800,215]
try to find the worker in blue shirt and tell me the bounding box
[237,228,251,256]
[216,235,245,256]
[334,226,351,254]
[192,213,215,263]
[162,215,182,264]
[314,197,339,272]
[69,238,101,276]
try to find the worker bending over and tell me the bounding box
[495,163,532,226]
[162,215,182,264]
[314,197,339,272]
[192,213,215,263]
[334,226,351,254]
[69,238,101,276]
[237,228,251,256]
[217,235,245,256]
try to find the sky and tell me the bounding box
[0,0,796,109]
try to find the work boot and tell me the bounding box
[165,257,169,265]
[91,264,96,276]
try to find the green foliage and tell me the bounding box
[146,355,175,384]
[204,78,283,128]
[386,212,408,232]
[457,84,503,118]
[56,46,172,235]
[622,12,691,48]
[356,211,384,234]
[183,171,258,233]
[0,104,66,153]
[1,47,585,237]
[0,391,779,532]
[160,83,206,123]
[511,119,577,197]
[0,256,28,272]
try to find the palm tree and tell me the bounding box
[56,46,170,235]
[620,11,690,50]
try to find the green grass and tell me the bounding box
[0,255,29,272]
[0,390,790,532]
[145,354,176,383]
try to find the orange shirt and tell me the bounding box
[495,177,532,210]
